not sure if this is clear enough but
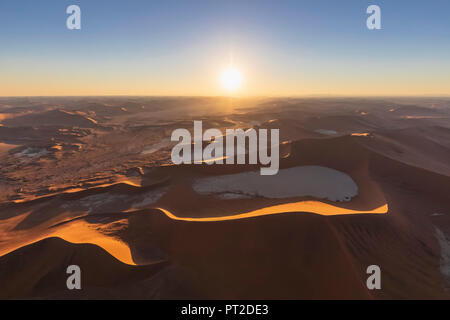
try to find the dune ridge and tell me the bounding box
[156,203,388,222]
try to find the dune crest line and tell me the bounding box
[157,201,388,222]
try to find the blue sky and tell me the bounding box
[0,0,449,96]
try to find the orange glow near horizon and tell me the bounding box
[1,51,450,97]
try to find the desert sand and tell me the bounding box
[0,96,449,299]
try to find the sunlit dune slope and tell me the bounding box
[157,203,387,222]
[0,215,135,265]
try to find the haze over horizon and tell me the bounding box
[1,0,449,96]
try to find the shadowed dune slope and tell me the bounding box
[0,237,167,299]
[1,109,98,128]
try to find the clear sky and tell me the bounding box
[0,0,449,96]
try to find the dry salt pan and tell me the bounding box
[314,129,337,136]
[193,165,358,202]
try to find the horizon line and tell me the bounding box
[1,94,450,99]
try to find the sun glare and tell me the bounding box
[220,67,243,93]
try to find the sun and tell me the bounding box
[220,67,243,93]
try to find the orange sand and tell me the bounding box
[157,201,388,222]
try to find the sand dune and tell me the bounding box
[157,203,387,222]
[1,109,98,128]
[0,142,18,157]
[0,211,135,265]
[0,97,449,299]
[0,237,166,299]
